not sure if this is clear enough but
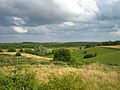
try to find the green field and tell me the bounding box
[47,47,120,65]
[69,47,120,65]
[1,46,120,65]
[0,46,120,90]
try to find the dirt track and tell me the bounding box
[0,52,52,61]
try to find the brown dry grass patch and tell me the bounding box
[99,45,120,49]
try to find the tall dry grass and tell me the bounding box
[0,63,120,90]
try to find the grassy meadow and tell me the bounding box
[47,46,120,65]
[70,47,120,65]
[0,45,120,90]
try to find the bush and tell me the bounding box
[34,46,47,56]
[15,52,21,56]
[0,49,3,52]
[84,54,94,59]
[25,48,34,54]
[46,52,52,55]
[82,51,87,54]
[19,48,23,53]
[51,49,58,54]
[7,48,16,52]
[39,74,85,90]
[79,47,82,49]
[85,45,92,48]
[53,49,72,62]
[0,72,39,90]
[94,53,97,57]
[0,55,40,66]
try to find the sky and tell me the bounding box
[0,0,120,43]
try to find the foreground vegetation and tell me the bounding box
[0,53,120,90]
[0,42,120,90]
[0,63,120,90]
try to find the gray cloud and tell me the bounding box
[0,0,120,42]
[0,0,99,26]
[96,0,120,20]
[0,0,120,26]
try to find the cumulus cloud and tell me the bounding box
[0,0,120,42]
[0,0,120,25]
[0,0,99,26]
[13,26,27,33]
[111,30,120,36]
[5,16,28,33]
[96,0,120,20]
[9,17,26,26]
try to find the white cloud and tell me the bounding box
[0,0,120,42]
[96,0,120,20]
[0,0,99,26]
[55,0,99,21]
[110,30,120,36]
[0,0,120,25]
[11,17,26,26]
[63,22,74,26]
[13,26,27,33]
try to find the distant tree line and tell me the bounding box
[0,40,119,49]
[0,42,98,49]
[98,40,120,46]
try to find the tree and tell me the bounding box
[25,48,34,54]
[82,51,87,54]
[84,54,94,59]
[34,46,47,56]
[0,48,3,52]
[51,49,58,54]
[94,53,97,57]
[85,44,92,48]
[53,49,72,62]
[79,47,82,49]
[15,52,21,56]
[19,48,23,53]
[7,48,16,52]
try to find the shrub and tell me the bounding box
[46,52,52,55]
[34,46,47,56]
[25,48,34,54]
[82,51,87,54]
[73,49,75,51]
[0,49,3,52]
[53,48,72,62]
[51,49,58,54]
[94,53,97,57]
[79,47,82,49]
[15,52,21,56]
[85,45,92,48]
[84,54,94,59]
[0,55,40,66]
[19,48,23,53]
[39,74,85,90]
[7,48,16,52]
[0,72,39,90]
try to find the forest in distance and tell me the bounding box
[0,40,120,49]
